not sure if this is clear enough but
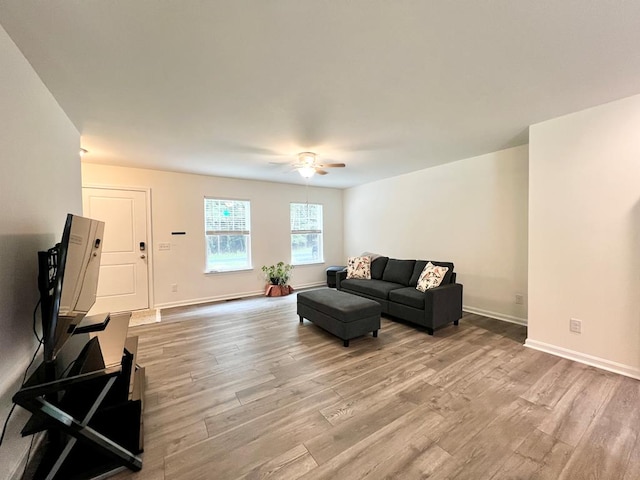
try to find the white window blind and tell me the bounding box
[204,198,251,272]
[290,203,323,265]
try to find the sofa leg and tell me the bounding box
[343,339,350,347]
[453,319,459,326]
[299,315,303,324]
[373,330,378,338]
[426,328,434,336]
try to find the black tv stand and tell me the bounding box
[13,312,144,480]
[72,312,111,335]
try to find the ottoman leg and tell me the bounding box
[373,330,378,337]
[426,327,434,336]
[453,319,459,326]
[343,339,349,347]
[299,315,303,324]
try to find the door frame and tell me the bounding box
[82,184,154,311]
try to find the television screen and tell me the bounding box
[41,214,105,362]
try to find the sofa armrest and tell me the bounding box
[424,283,463,329]
[336,269,348,290]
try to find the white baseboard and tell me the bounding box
[154,289,265,309]
[463,305,528,326]
[524,339,640,380]
[154,282,326,310]
[292,281,326,290]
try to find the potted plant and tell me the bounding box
[261,262,294,296]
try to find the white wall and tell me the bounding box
[0,25,81,480]
[344,145,529,323]
[82,164,344,308]
[527,93,640,378]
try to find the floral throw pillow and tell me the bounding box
[416,262,449,292]
[346,256,371,280]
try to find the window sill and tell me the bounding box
[205,267,254,275]
[292,261,325,267]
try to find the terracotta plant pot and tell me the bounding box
[265,284,294,297]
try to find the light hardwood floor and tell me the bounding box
[113,290,640,480]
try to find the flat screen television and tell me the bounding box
[38,214,105,364]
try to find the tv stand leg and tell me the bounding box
[16,377,142,478]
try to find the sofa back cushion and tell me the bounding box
[409,260,428,287]
[410,260,455,286]
[382,259,416,286]
[371,256,389,280]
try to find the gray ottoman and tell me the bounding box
[297,289,381,347]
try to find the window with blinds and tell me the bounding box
[290,203,323,265]
[204,198,251,272]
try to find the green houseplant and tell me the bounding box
[261,262,294,296]
[261,261,294,286]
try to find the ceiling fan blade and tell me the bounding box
[315,168,329,175]
[318,162,346,168]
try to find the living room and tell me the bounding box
[2,2,640,479]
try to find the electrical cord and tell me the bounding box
[0,300,44,448]
[0,340,42,448]
[32,299,41,343]
[0,404,17,447]
[21,339,44,387]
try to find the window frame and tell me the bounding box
[290,202,324,266]
[204,197,252,273]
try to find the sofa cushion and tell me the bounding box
[409,260,428,287]
[416,262,449,292]
[389,287,425,309]
[347,256,371,279]
[370,256,389,280]
[341,278,404,299]
[382,259,415,286]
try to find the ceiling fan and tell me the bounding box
[290,152,345,179]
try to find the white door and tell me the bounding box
[82,187,150,313]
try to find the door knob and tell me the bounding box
[140,254,146,259]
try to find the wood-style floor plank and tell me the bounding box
[557,376,640,479]
[106,291,640,480]
[489,428,573,480]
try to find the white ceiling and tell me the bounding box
[2,1,640,188]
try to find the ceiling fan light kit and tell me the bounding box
[298,166,316,179]
[294,151,345,179]
[298,152,316,165]
[297,152,317,178]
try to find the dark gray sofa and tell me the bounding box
[336,256,463,335]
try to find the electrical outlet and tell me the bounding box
[570,318,582,334]
[159,242,171,251]
[171,283,178,293]
[515,293,524,305]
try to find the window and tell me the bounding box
[290,203,323,265]
[204,198,251,272]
